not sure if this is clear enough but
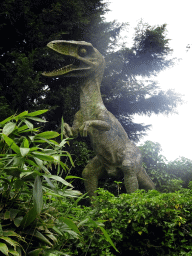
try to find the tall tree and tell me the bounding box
[0,0,182,141]
[102,22,183,140]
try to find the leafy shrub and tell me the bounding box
[69,188,192,256]
[0,110,81,255]
[0,110,117,256]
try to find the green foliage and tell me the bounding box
[70,188,192,256]
[0,110,80,255]
[167,157,192,188]
[139,141,192,192]
[0,110,118,255]
[0,0,183,141]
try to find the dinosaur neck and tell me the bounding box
[80,68,106,117]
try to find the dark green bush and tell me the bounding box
[67,188,192,256]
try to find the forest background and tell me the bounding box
[1,0,192,255]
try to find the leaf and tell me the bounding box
[8,249,20,256]
[32,152,54,161]
[61,218,80,234]
[2,122,16,135]
[33,176,43,215]
[59,139,67,148]
[10,209,20,221]
[23,138,29,148]
[35,131,59,139]
[3,231,20,238]
[20,148,30,157]
[138,231,142,235]
[46,175,73,188]
[20,207,37,228]
[4,211,10,220]
[14,111,28,120]
[65,176,84,180]
[24,120,33,130]
[28,249,43,256]
[0,237,19,250]
[27,117,47,122]
[2,135,20,154]
[99,226,119,252]
[20,171,34,179]
[27,109,48,117]
[16,125,29,133]
[33,231,52,246]
[0,242,8,255]
[33,157,50,174]
[14,217,23,227]
[43,176,55,188]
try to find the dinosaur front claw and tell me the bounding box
[79,121,90,137]
[63,123,73,138]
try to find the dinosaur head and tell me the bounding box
[42,40,105,77]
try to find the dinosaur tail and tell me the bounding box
[137,167,155,190]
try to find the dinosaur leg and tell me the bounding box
[137,167,155,190]
[121,159,139,193]
[82,156,105,198]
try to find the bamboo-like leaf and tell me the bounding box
[16,125,28,132]
[2,122,16,135]
[3,231,20,238]
[24,159,37,166]
[62,190,82,197]
[23,138,29,148]
[14,111,28,121]
[27,117,47,122]
[61,116,64,141]
[14,216,23,227]
[46,175,73,188]
[20,148,30,157]
[28,249,43,256]
[0,242,8,255]
[46,233,58,244]
[8,249,20,256]
[27,109,48,117]
[35,131,59,139]
[0,115,14,125]
[10,209,19,221]
[43,176,55,188]
[2,135,20,154]
[33,231,52,246]
[0,237,19,250]
[20,207,37,228]
[99,226,119,252]
[33,176,43,215]
[59,139,68,148]
[32,152,54,161]
[20,171,34,179]
[24,120,33,130]
[61,217,80,234]
[65,176,84,180]
[4,211,10,220]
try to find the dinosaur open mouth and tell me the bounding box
[42,57,91,77]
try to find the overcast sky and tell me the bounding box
[104,0,192,161]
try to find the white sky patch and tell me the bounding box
[104,0,192,161]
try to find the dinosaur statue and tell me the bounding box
[43,40,155,197]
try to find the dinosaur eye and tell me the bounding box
[78,47,87,57]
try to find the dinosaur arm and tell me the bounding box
[79,120,111,137]
[63,111,83,138]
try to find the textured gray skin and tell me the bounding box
[43,40,155,197]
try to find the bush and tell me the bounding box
[0,110,118,255]
[70,188,192,256]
